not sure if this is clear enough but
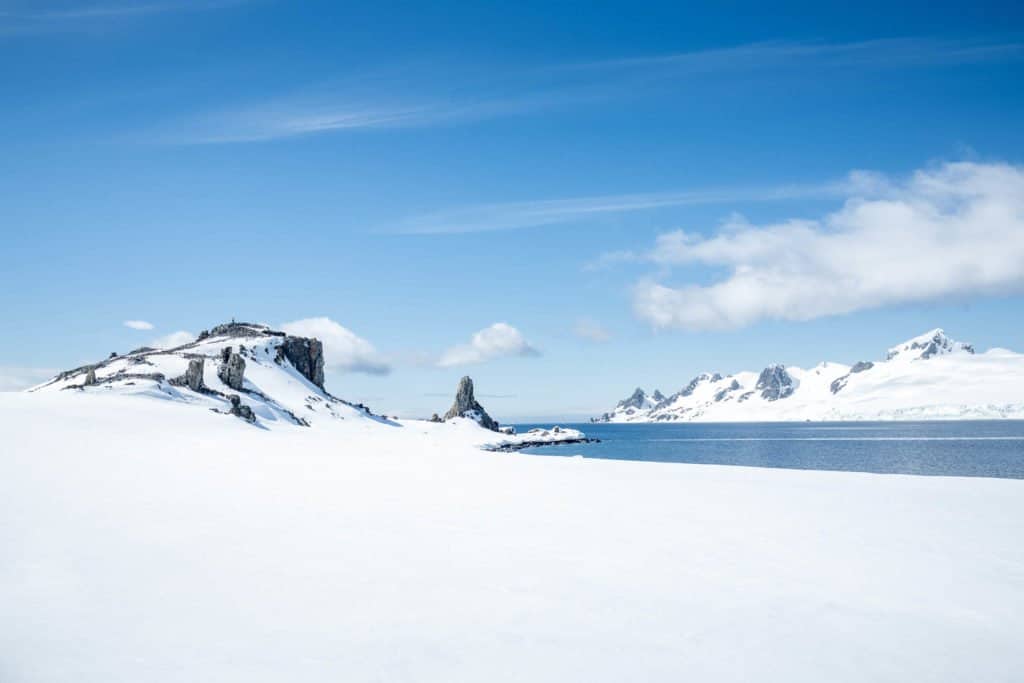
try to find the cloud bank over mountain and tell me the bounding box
[632,161,1024,330]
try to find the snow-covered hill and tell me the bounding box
[597,329,1024,422]
[30,321,382,428]
[28,320,586,449]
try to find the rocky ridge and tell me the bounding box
[596,328,1024,422]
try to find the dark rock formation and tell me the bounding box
[617,388,650,410]
[651,389,666,402]
[185,358,205,392]
[429,413,442,423]
[84,367,97,386]
[714,379,742,402]
[756,365,795,401]
[218,350,246,390]
[887,330,975,361]
[227,394,255,422]
[277,337,325,388]
[199,321,286,341]
[442,376,499,431]
[831,360,876,394]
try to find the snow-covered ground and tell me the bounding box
[2,389,1023,682]
[599,329,1024,422]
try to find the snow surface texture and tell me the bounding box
[1,390,1023,682]
[599,329,1024,422]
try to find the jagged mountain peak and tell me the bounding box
[596,328,1020,423]
[886,328,975,361]
[617,387,653,410]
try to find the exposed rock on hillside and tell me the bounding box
[619,388,651,411]
[227,394,255,422]
[186,358,204,392]
[277,337,325,389]
[596,328,1023,422]
[218,349,246,391]
[443,376,499,431]
[756,365,795,401]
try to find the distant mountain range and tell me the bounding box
[596,329,1024,422]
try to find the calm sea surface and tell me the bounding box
[513,421,1024,479]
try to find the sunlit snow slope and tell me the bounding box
[598,329,1024,422]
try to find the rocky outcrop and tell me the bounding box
[618,388,650,410]
[198,321,286,341]
[714,379,742,402]
[887,329,975,361]
[227,394,255,422]
[443,376,499,431]
[84,367,97,386]
[185,358,205,392]
[831,360,876,394]
[756,365,795,401]
[277,337,325,388]
[218,348,246,391]
[170,358,206,392]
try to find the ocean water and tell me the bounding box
[514,421,1024,479]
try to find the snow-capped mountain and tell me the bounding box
[596,329,1024,422]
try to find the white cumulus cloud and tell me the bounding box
[150,331,195,349]
[280,317,390,375]
[123,320,155,330]
[438,323,540,367]
[632,161,1024,330]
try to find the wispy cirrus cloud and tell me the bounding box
[1,0,251,34]
[393,182,847,234]
[556,37,1024,75]
[630,161,1024,330]
[147,37,1024,144]
[123,319,155,330]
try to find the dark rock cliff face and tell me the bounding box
[186,358,205,392]
[831,360,875,394]
[443,376,499,431]
[756,365,795,401]
[278,337,325,389]
[617,388,650,410]
[218,349,246,391]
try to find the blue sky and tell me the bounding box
[2,0,1023,419]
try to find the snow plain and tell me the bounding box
[2,390,1023,682]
